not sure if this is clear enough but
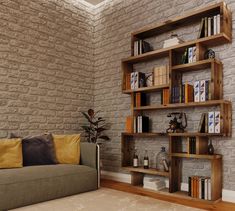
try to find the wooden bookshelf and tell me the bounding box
[123,84,169,94]
[123,166,169,177]
[121,2,232,202]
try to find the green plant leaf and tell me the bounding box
[95,127,107,133]
[81,112,93,124]
[99,135,110,141]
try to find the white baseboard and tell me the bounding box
[101,171,235,203]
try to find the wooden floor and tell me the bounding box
[101,179,235,211]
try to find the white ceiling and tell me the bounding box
[83,0,105,5]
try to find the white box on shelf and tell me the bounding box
[200,80,206,102]
[208,111,215,133]
[194,80,200,102]
[214,111,220,133]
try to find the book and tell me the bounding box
[131,72,135,90]
[213,15,217,35]
[188,177,191,196]
[154,67,159,86]
[188,47,193,63]
[205,178,208,200]
[162,88,170,105]
[181,48,188,64]
[204,17,208,37]
[214,111,220,133]
[194,81,200,102]
[137,72,146,88]
[200,80,206,102]
[208,17,211,36]
[208,112,215,133]
[134,72,138,89]
[217,14,220,34]
[208,178,211,200]
[205,113,208,133]
[205,80,210,101]
[192,46,197,62]
[142,40,152,53]
[185,83,194,103]
[199,177,202,199]
[198,113,206,133]
[198,18,205,38]
[133,117,136,133]
[125,73,131,90]
[145,72,153,87]
[135,93,147,107]
[126,116,133,133]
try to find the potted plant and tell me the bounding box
[81,109,110,143]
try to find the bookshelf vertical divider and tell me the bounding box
[121,2,232,202]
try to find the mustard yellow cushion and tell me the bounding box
[0,138,23,169]
[53,134,80,164]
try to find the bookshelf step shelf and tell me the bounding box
[132,2,226,39]
[134,100,230,111]
[122,132,166,137]
[123,166,169,177]
[123,84,169,94]
[123,33,230,64]
[170,153,222,160]
[171,59,221,72]
[168,132,224,137]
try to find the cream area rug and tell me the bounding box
[12,188,205,211]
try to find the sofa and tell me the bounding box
[0,142,100,211]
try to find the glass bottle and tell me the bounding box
[156,147,169,172]
[143,149,149,169]
[208,140,214,155]
[133,149,139,168]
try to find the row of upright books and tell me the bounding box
[188,137,196,154]
[198,14,221,38]
[198,111,220,134]
[125,116,149,133]
[171,80,210,103]
[134,40,152,56]
[181,46,197,64]
[188,176,211,200]
[153,65,169,86]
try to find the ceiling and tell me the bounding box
[83,0,105,5]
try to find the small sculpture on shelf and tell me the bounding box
[166,112,187,133]
[204,49,215,59]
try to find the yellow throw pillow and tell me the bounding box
[0,138,23,169]
[53,134,80,164]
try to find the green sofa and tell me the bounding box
[0,143,100,211]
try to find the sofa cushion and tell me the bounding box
[0,164,98,210]
[53,134,80,164]
[0,138,23,169]
[22,133,58,166]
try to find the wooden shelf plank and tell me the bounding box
[132,2,223,38]
[168,132,224,137]
[122,132,167,137]
[171,59,221,72]
[170,153,222,160]
[123,84,169,94]
[122,33,230,64]
[134,100,230,111]
[123,166,169,177]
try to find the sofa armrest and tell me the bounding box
[80,142,100,188]
[80,142,99,169]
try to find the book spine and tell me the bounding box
[208,178,211,200]
[208,17,211,36]
[208,112,215,133]
[205,178,208,200]
[134,117,136,133]
[131,72,135,90]
[188,177,191,196]
[201,178,205,199]
[217,14,220,34]
[194,81,200,102]
[205,17,208,37]
[200,80,206,102]
[205,80,210,101]
[214,111,220,133]
[213,15,217,35]
[188,47,193,63]
[192,46,197,62]
[199,177,202,199]
[205,113,208,133]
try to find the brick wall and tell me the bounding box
[0,0,94,137]
[93,0,235,191]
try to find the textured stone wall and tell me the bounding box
[93,0,235,191]
[0,0,94,137]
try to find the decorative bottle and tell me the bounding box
[133,149,139,168]
[156,147,169,172]
[143,149,149,169]
[208,140,214,155]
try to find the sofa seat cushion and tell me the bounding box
[0,164,98,210]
